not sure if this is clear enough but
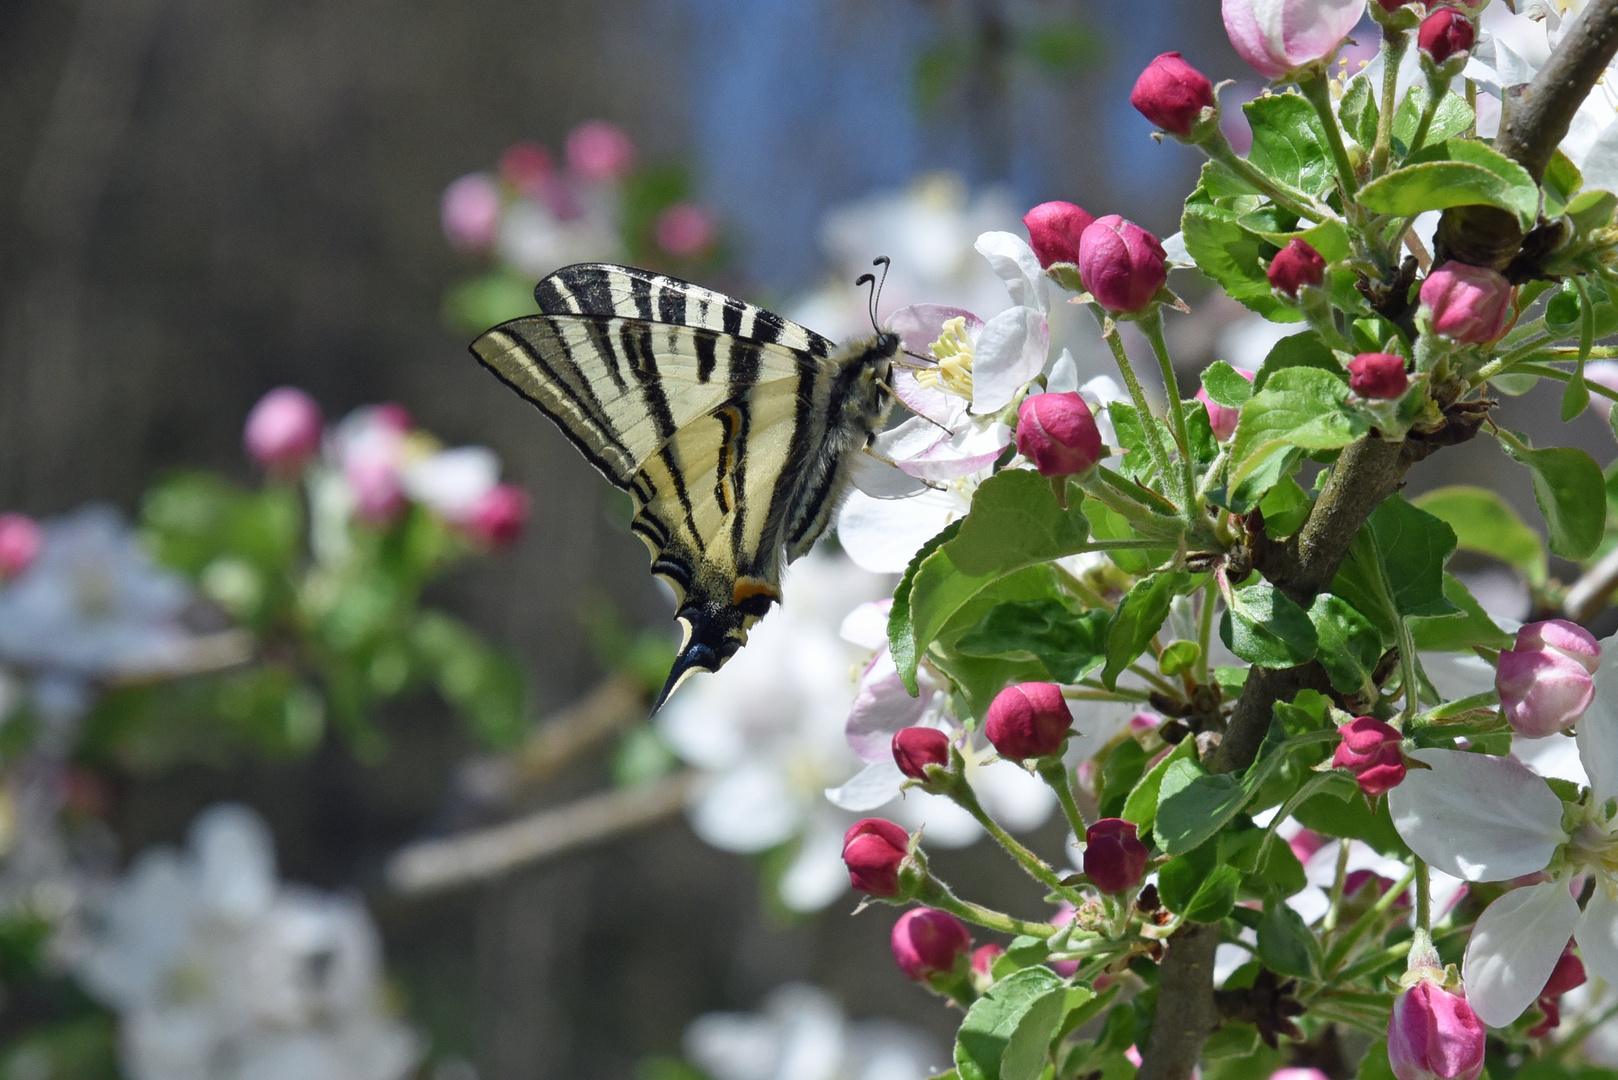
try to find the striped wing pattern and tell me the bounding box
[472,264,898,709]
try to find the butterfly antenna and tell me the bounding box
[854,255,892,333]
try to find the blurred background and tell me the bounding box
[0,1,1610,1078]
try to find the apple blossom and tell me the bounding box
[466,484,529,547]
[890,907,971,981]
[654,203,717,258]
[1349,353,1410,399]
[1016,392,1102,477]
[971,943,1004,975]
[1387,979,1486,1080]
[843,818,911,897]
[1418,8,1476,66]
[1420,262,1513,345]
[985,682,1072,760]
[243,387,323,473]
[0,514,42,579]
[498,141,553,196]
[1496,620,1600,737]
[1333,717,1407,797]
[1130,52,1216,138]
[893,727,951,780]
[1197,369,1253,441]
[1084,818,1148,894]
[1023,201,1094,268]
[1079,215,1168,315]
[440,173,501,253]
[1267,239,1327,296]
[1221,0,1367,80]
[564,120,635,181]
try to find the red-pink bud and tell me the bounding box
[843,818,911,897]
[1542,944,1587,999]
[1527,995,1561,1038]
[243,387,324,473]
[1289,828,1327,866]
[0,514,42,579]
[441,173,501,253]
[1130,52,1216,138]
[985,682,1072,760]
[1418,8,1476,65]
[1420,261,1512,344]
[1497,619,1600,737]
[1348,353,1409,399]
[1332,717,1406,797]
[1267,239,1327,296]
[1387,981,1486,1080]
[891,907,971,981]
[1016,392,1102,477]
[970,943,1005,975]
[467,484,529,547]
[1376,0,1414,9]
[893,727,951,780]
[1022,201,1095,268]
[1196,369,1254,441]
[499,142,554,197]
[1079,215,1168,314]
[655,203,718,258]
[1084,818,1149,894]
[1345,869,1409,907]
[565,121,635,181]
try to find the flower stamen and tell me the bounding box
[917,317,975,400]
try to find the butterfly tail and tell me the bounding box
[650,604,746,713]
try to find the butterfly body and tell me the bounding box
[471,263,898,708]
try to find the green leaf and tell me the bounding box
[1499,436,1607,560]
[1274,689,1331,735]
[888,520,963,694]
[1099,739,1150,819]
[1568,189,1618,234]
[1413,485,1547,586]
[1106,401,1160,481]
[955,600,1109,683]
[1409,573,1514,651]
[1201,361,1255,409]
[1257,473,1313,537]
[1160,844,1242,922]
[1182,202,1298,321]
[1358,137,1540,231]
[1308,594,1384,695]
[1202,1023,1263,1061]
[1156,758,1247,855]
[1542,149,1583,220]
[1257,899,1317,978]
[955,967,1066,1080]
[1159,639,1201,677]
[1221,582,1319,667]
[1390,86,1475,155]
[1245,91,1336,195]
[1103,571,1186,689]
[1339,75,1378,149]
[1230,368,1365,507]
[1331,495,1459,635]
[1253,331,1339,393]
[1001,984,1084,1080]
[947,469,1093,575]
[1122,737,1196,831]
[1354,1039,1399,1080]
[1295,778,1410,856]
[929,566,1067,717]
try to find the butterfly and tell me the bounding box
[471,261,902,709]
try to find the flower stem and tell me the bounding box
[919,881,1057,939]
[1371,28,1409,176]
[1195,580,1216,685]
[1038,757,1090,838]
[1324,839,1352,933]
[1095,311,1177,493]
[1297,72,1360,198]
[1138,310,1198,516]
[949,780,1078,899]
[1406,76,1448,158]
[1200,128,1327,222]
[1414,858,1432,933]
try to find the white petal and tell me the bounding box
[892,369,962,426]
[1464,880,1580,1027]
[836,489,959,574]
[898,423,1011,481]
[1047,349,1079,393]
[1388,749,1566,881]
[1579,634,1618,802]
[838,600,892,651]
[973,759,1057,832]
[890,789,983,848]
[777,816,853,912]
[1429,869,1470,918]
[1161,231,1194,270]
[849,451,929,499]
[972,308,1049,414]
[1287,887,1330,925]
[1514,734,1589,787]
[845,649,936,761]
[400,446,499,520]
[1576,885,1618,991]
[872,415,952,462]
[825,760,906,811]
[887,304,982,357]
[687,765,802,853]
[974,231,1048,314]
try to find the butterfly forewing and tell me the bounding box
[471,263,897,710]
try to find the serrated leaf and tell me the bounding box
[1331,495,1459,634]
[1122,736,1195,831]
[1221,582,1318,667]
[1181,202,1299,321]
[955,600,1109,683]
[1358,137,1539,231]
[888,520,963,693]
[1201,361,1255,408]
[1103,571,1186,689]
[1307,593,1383,695]
[1245,91,1336,195]
[1413,485,1547,586]
[955,967,1066,1080]
[1230,368,1365,506]
[1409,572,1514,651]
[1390,86,1475,154]
[1498,437,1606,560]
[1257,899,1317,978]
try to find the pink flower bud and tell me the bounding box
[1268,239,1327,296]
[654,203,718,258]
[1022,201,1095,268]
[1196,369,1254,441]
[1130,52,1216,138]
[1387,981,1486,1080]
[1420,261,1512,344]
[1348,353,1409,399]
[499,142,555,198]
[1084,818,1149,894]
[1497,619,1600,737]
[1016,392,1102,477]
[1271,1070,1331,1080]
[347,458,406,525]
[971,943,1005,975]
[565,121,635,181]
[1288,828,1326,866]
[1332,717,1406,797]
[0,514,42,579]
[441,173,502,253]
[1418,8,1475,65]
[243,387,323,473]
[985,682,1072,760]
[892,727,950,780]
[1541,944,1587,998]
[891,907,971,981]
[467,484,529,547]
[1222,0,1368,80]
[1376,0,1413,9]
[843,818,910,897]
[1079,216,1168,314]
[1345,869,1408,907]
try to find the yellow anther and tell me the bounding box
[916,316,975,399]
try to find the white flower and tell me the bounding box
[68,804,421,1080]
[400,445,500,522]
[683,983,941,1080]
[1388,635,1618,1026]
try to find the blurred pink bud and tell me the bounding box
[0,514,42,579]
[372,403,412,433]
[1288,828,1327,865]
[654,203,718,258]
[1333,717,1406,797]
[1222,0,1367,80]
[1268,239,1327,296]
[1271,1071,1331,1080]
[1079,215,1167,314]
[1345,869,1407,907]
[1050,905,1080,976]
[985,682,1071,760]
[970,943,1005,975]
[441,173,501,253]
[1129,712,1162,732]
[347,458,406,525]
[565,121,635,181]
[1084,818,1148,894]
[843,818,910,897]
[1585,360,1618,418]
[1497,619,1599,737]
[1387,981,1485,1080]
[892,727,951,779]
[1420,262,1512,344]
[1016,392,1102,476]
[1349,353,1409,399]
[891,907,971,981]
[1377,0,1414,9]
[467,484,529,547]
[499,141,555,197]
[1418,8,1475,64]
[244,387,323,473]
[1542,944,1587,999]
[1130,52,1216,138]
[1197,369,1253,441]
[1023,201,1095,268]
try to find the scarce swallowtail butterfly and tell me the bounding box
[471,262,903,710]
